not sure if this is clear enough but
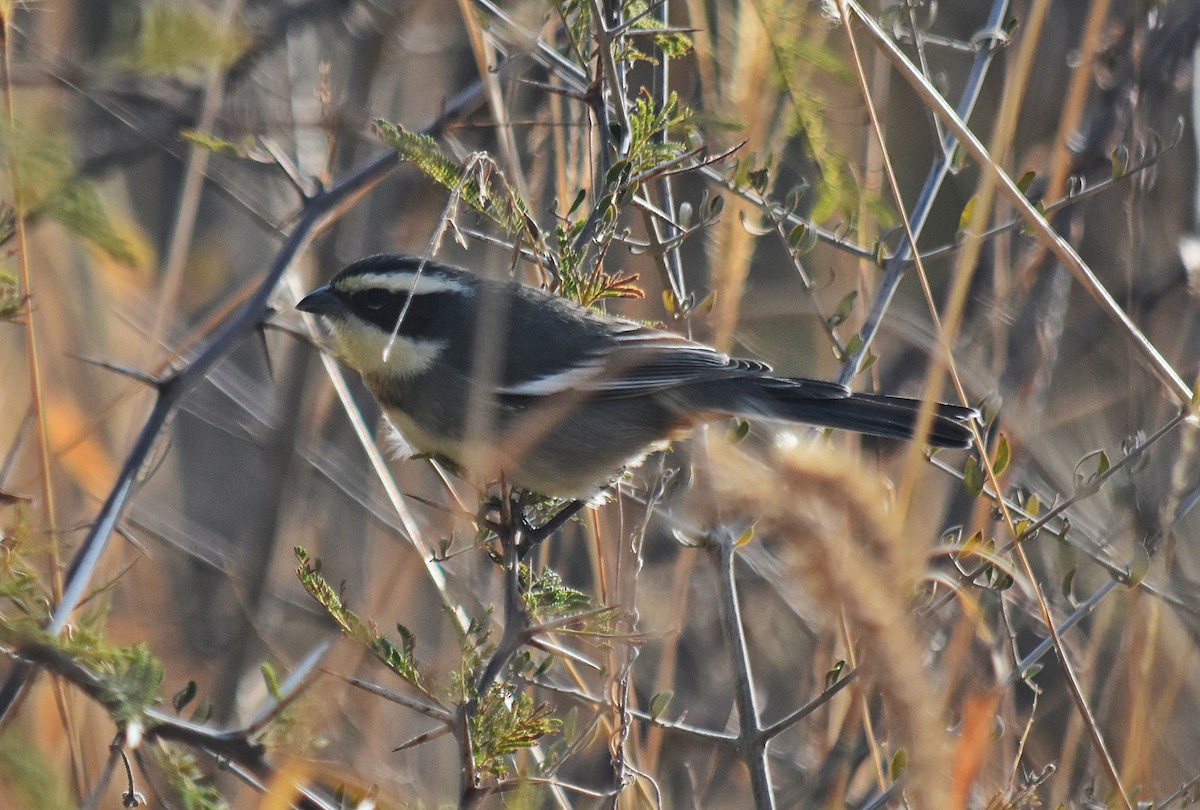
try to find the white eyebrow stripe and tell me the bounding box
[336,271,471,296]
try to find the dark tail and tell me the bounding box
[703,378,978,449]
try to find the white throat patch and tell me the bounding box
[327,317,446,378]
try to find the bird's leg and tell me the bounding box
[479,489,586,556]
[473,484,529,697]
[516,497,586,556]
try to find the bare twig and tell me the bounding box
[843,1,1189,406]
[711,531,774,810]
[836,0,1012,385]
[0,77,489,725]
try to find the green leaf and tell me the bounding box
[955,531,983,566]
[171,681,197,714]
[747,166,770,193]
[957,195,977,236]
[825,659,846,688]
[787,221,818,256]
[1061,567,1077,599]
[828,290,857,327]
[992,433,1010,476]
[624,89,691,174]
[1015,170,1037,194]
[728,418,751,444]
[784,184,810,213]
[2,121,139,265]
[562,707,579,744]
[566,187,587,216]
[889,748,908,780]
[260,662,282,701]
[985,565,1014,591]
[605,158,632,188]
[962,457,985,497]
[951,142,967,172]
[181,129,257,158]
[1127,545,1150,589]
[519,565,598,622]
[1111,144,1129,180]
[838,333,864,363]
[190,700,212,724]
[735,525,755,547]
[1073,449,1112,495]
[693,291,717,317]
[649,691,673,720]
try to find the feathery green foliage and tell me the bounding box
[0,512,160,727]
[155,744,230,810]
[374,120,534,238]
[3,121,137,265]
[295,547,428,695]
[626,90,690,173]
[470,683,560,778]
[117,1,250,79]
[518,565,593,620]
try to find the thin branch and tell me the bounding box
[243,637,333,736]
[79,736,122,810]
[648,0,686,310]
[471,504,530,701]
[712,532,774,810]
[843,0,1190,406]
[2,0,63,604]
[0,77,489,726]
[928,413,1192,615]
[760,668,859,742]
[391,724,453,753]
[836,0,1012,386]
[144,0,246,413]
[343,676,454,724]
[529,678,738,745]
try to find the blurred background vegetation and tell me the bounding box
[2,0,1200,807]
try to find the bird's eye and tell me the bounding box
[359,290,390,310]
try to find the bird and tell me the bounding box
[296,254,977,499]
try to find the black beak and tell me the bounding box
[295,285,344,316]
